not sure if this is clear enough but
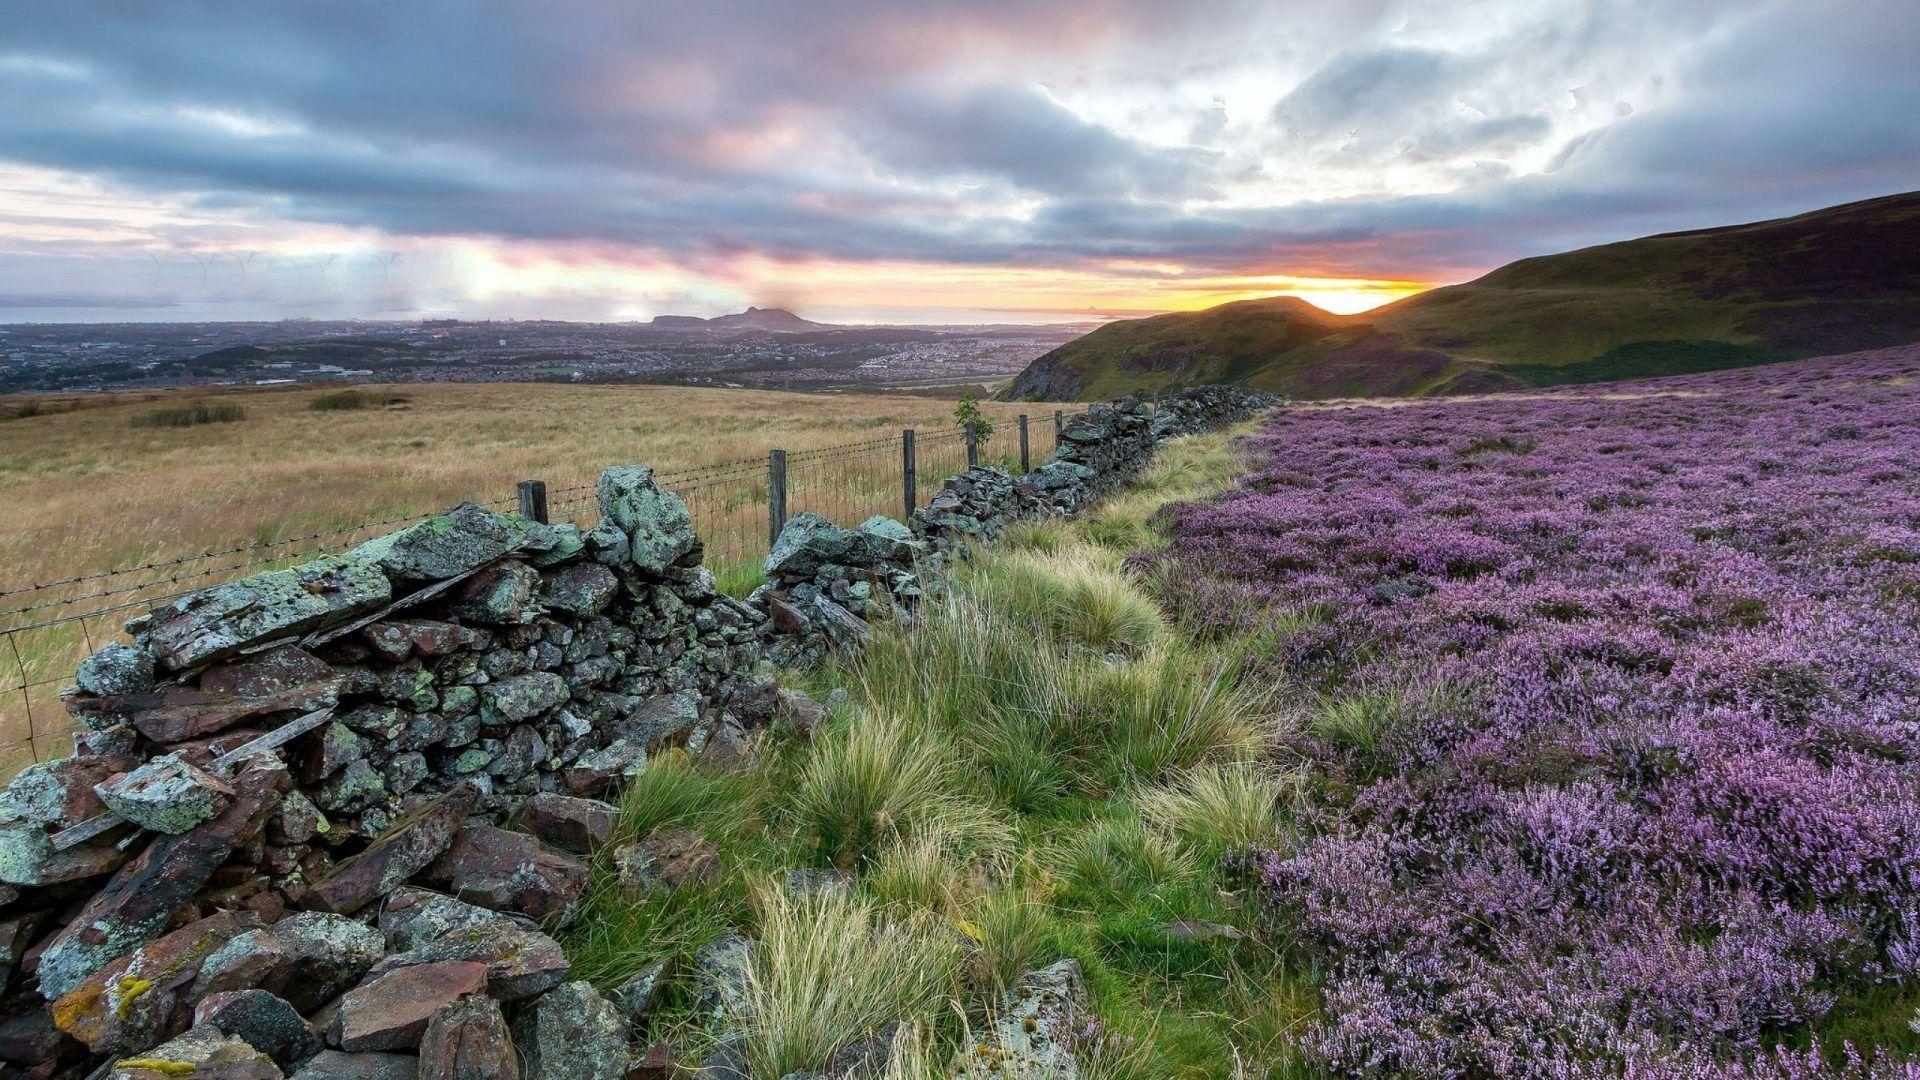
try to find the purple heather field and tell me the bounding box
[1151,346,1920,1077]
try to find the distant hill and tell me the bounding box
[649,307,830,332]
[1001,190,1920,400]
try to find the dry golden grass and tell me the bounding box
[0,381,1066,773]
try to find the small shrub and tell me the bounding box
[307,388,410,411]
[739,885,960,1077]
[954,393,995,438]
[130,402,247,428]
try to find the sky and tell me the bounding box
[0,1,1915,325]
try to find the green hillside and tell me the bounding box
[1001,190,1920,400]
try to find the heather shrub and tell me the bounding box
[1146,351,1920,1073]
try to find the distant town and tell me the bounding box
[0,310,1093,396]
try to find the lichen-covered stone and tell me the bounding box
[764,513,863,580]
[353,503,528,583]
[512,980,627,1080]
[515,792,617,855]
[194,989,321,1068]
[95,752,234,834]
[541,561,619,617]
[480,672,568,726]
[955,958,1087,1078]
[526,522,585,568]
[51,909,266,1055]
[306,783,477,915]
[369,922,569,1001]
[292,1049,420,1079]
[450,561,542,625]
[597,466,699,575]
[0,818,130,885]
[613,828,723,896]
[610,961,667,1026]
[108,1024,283,1079]
[147,552,392,671]
[75,641,156,697]
[0,753,129,826]
[378,887,521,953]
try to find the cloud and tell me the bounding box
[0,0,1913,319]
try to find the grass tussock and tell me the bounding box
[130,402,247,428]
[789,716,1002,869]
[739,885,961,1077]
[1139,762,1304,861]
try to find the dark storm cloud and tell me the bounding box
[0,0,1915,299]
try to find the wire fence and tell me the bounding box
[0,408,1084,778]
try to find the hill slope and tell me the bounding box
[1002,190,1920,400]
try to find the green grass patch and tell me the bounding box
[130,402,247,428]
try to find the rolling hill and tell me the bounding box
[1001,190,1920,400]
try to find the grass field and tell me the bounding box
[0,381,1063,773]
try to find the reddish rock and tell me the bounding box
[377,888,518,952]
[38,755,289,999]
[0,754,133,826]
[368,923,569,1001]
[515,792,618,854]
[419,995,518,1080]
[624,1040,679,1080]
[51,909,266,1056]
[306,783,477,915]
[561,738,646,797]
[0,1009,76,1068]
[421,825,588,925]
[611,828,723,895]
[289,1049,420,1079]
[69,678,344,745]
[333,960,489,1052]
[200,646,335,699]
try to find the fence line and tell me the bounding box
[0,407,1088,775]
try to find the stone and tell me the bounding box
[764,513,863,580]
[369,922,569,1001]
[421,825,589,924]
[954,958,1086,1079]
[561,738,646,797]
[583,521,630,568]
[451,561,542,625]
[75,642,156,697]
[625,1042,678,1080]
[516,792,618,854]
[292,1050,421,1079]
[0,1009,72,1068]
[480,673,568,725]
[313,759,386,815]
[107,1025,283,1079]
[597,466,699,575]
[95,752,235,834]
[333,960,490,1052]
[420,994,518,1080]
[774,687,828,738]
[621,692,702,749]
[0,819,127,886]
[609,960,667,1026]
[612,828,722,895]
[264,912,388,1011]
[784,867,852,898]
[51,909,266,1056]
[379,887,523,952]
[354,503,527,583]
[0,753,129,826]
[269,790,329,846]
[194,989,321,1068]
[526,523,585,568]
[38,755,289,998]
[512,980,628,1080]
[201,647,336,700]
[305,783,477,915]
[303,723,366,783]
[696,720,756,771]
[146,552,392,671]
[855,514,921,563]
[542,561,619,617]
[692,934,753,1022]
[71,678,345,745]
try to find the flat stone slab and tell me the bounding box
[333,960,490,1053]
[306,783,477,915]
[147,552,392,672]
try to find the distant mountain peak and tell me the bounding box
[649,307,829,332]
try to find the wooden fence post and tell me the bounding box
[516,480,548,525]
[1054,409,1064,442]
[1018,415,1030,473]
[965,422,980,468]
[902,429,917,520]
[768,449,788,544]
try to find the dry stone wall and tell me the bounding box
[0,385,1275,1078]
